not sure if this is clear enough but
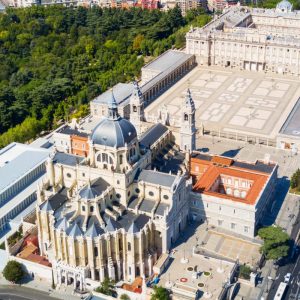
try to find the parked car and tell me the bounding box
[284,273,291,283]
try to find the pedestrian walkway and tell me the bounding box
[0,273,82,300]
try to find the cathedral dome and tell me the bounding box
[91,91,137,148]
[276,0,292,12]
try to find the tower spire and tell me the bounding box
[130,81,144,137]
[180,88,196,153]
[107,89,119,120]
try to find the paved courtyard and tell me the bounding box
[145,66,300,139]
[196,229,261,266]
[159,223,235,300]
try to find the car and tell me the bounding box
[284,273,291,283]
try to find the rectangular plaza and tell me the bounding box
[145,66,300,140]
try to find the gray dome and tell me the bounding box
[91,117,137,148]
[91,89,137,148]
[276,0,292,12]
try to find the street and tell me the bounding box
[0,285,59,300]
[267,205,300,300]
[194,136,300,300]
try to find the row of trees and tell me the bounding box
[0,6,211,148]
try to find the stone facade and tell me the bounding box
[36,96,190,291]
[186,2,300,77]
[189,153,278,238]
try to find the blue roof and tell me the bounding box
[140,123,168,148]
[138,169,176,188]
[91,51,193,109]
[280,97,300,137]
[0,143,50,193]
[93,82,134,105]
[67,222,83,237]
[143,50,193,73]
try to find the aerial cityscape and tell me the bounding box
[0,0,300,300]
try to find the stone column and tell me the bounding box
[139,232,145,277]
[115,233,122,280]
[87,238,95,280]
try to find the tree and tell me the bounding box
[120,294,131,300]
[3,260,24,283]
[0,6,210,148]
[151,286,170,300]
[238,264,252,280]
[290,168,300,189]
[258,226,290,260]
[95,277,116,296]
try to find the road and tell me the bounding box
[267,206,300,300]
[0,285,59,300]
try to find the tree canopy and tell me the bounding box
[258,226,290,260]
[3,260,24,283]
[290,168,300,191]
[151,286,170,300]
[95,277,116,296]
[0,6,211,148]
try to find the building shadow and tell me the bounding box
[221,148,243,158]
[196,147,209,153]
[261,176,290,227]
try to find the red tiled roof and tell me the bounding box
[192,159,269,205]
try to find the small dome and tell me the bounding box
[91,89,137,148]
[276,0,292,12]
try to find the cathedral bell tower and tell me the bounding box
[130,81,144,137]
[180,89,196,152]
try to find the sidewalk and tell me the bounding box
[0,274,83,300]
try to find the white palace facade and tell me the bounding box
[186,1,300,76]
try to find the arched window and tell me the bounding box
[128,242,131,251]
[184,113,188,121]
[102,153,108,163]
[234,190,240,197]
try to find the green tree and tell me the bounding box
[290,168,300,189]
[3,260,24,283]
[151,286,170,300]
[238,264,252,280]
[120,294,131,300]
[0,6,210,148]
[258,226,290,260]
[95,277,115,296]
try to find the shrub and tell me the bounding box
[3,260,24,283]
[239,264,252,280]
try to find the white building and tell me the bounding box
[189,153,278,238]
[186,1,300,77]
[90,50,195,120]
[0,143,50,237]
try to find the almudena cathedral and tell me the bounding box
[24,0,300,293]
